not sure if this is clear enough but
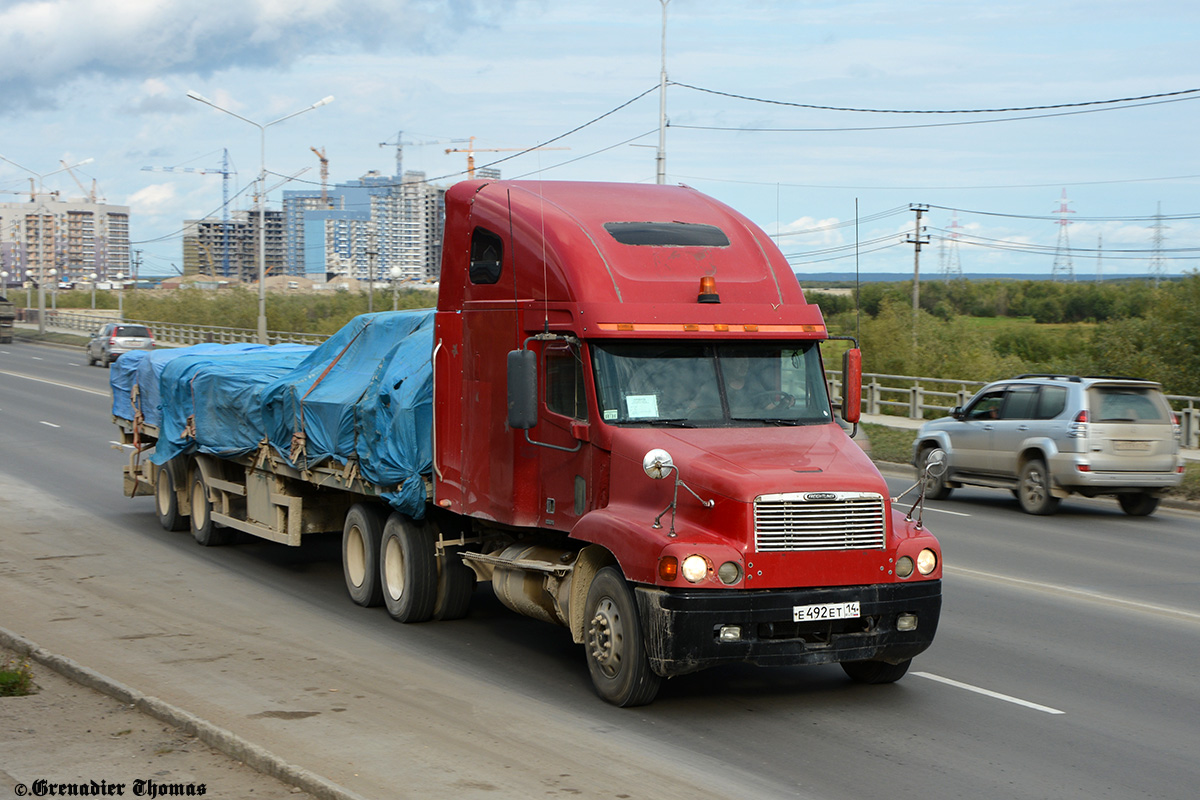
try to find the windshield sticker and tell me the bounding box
[626,394,659,419]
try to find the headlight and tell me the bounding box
[917,548,938,575]
[681,555,709,583]
[895,556,914,578]
[717,561,742,585]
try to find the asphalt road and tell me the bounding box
[2,340,1198,800]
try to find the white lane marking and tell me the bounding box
[914,672,1065,715]
[926,506,971,517]
[39,421,61,428]
[0,369,109,397]
[110,441,135,450]
[31,356,43,360]
[946,565,1200,624]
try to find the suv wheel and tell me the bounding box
[918,446,953,500]
[1117,492,1160,517]
[1018,459,1060,515]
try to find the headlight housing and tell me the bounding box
[895,556,915,578]
[681,555,709,583]
[916,548,938,575]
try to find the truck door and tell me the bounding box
[535,340,596,531]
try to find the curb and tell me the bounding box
[0,627,370,800]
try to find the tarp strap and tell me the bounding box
[290,430,307,467]
[295,319,371,439]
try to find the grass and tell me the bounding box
[0,655,35,697]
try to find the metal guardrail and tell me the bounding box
[37,309,1200,449]
[43,310,331,347]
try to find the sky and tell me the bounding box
[1,0,1198,280]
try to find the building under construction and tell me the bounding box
[181,209,284,282]
[282,170,446,285]
[0,193,130,287]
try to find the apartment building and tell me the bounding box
[0,193,130,284]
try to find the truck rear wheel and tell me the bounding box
[155,463,187,532]
[583,567,661,707]
[434,547,475,621]
[380,513,437,622]
[189,470,232,546]
[342,505,385,607]
[842,658,912,684]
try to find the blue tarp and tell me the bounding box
[261,310,435,516]
[111,344,268,424]
[149,344,316,465]
[119,310,436,518]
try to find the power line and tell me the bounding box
[669,82,1200,114]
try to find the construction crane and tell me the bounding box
[60,160,103,203]
[445,136,569,179]
[310,146,330,206]
[142,150,236,277]
[379,130,469,180]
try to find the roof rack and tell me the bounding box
[1083,375,1155,383]
[1012,374,1082,382]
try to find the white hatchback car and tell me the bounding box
[912,374,1183,516]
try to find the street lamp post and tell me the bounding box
[0,154,93,335]
[116,273,125,318]
[187,91,334,344]
[390,265,402,311]
[48,268,57,313]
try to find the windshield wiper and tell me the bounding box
[729,417,802,426]
[649,418,698,428]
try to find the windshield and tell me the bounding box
[591,341,833,427]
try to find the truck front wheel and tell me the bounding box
[342,505,385,607]
[380,513,437,622]
[583,567,661,707]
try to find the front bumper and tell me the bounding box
[636,580,941,677]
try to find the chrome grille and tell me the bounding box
[754,492,886,552]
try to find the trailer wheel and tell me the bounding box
[189,470,232,546]
[841,658,912,684]
[342,505,385,607]
[583,567,661,707]
[380,513,437,622]
[155,463,187,532]
[434,547,475,621]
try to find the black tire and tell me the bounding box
[918,446,953,500]
[86,350,97,367]
[342,504,385,607]
[434,547,476,621]
[380,513,437,623]
[1017,459,1060,515]
[189,470,232,546]
[155,463,187,532]
[583,566,661,707]
[842,658,912,684]
[1118,492,1160,517]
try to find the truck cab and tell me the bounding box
[432,180,941,705]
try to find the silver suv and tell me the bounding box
[912,374,1183,516]
[86,322,154,366]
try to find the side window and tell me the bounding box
[1000,386,1038,420]
[1035,386,1068,419]
[545,344,588,421]
[966,390,1005,421]
[469,227,503,285]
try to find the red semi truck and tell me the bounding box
[118,180,942,706]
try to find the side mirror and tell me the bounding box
[642,448,675,480]
[923,448,948,478]
[841,348,862,424]
[506,349,538,430]
[951,406,965,421]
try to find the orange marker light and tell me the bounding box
[659,556,679,581]
[698,276,720,304]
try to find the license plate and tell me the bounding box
[1113,440,1152,452]
[794,601,860,622]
